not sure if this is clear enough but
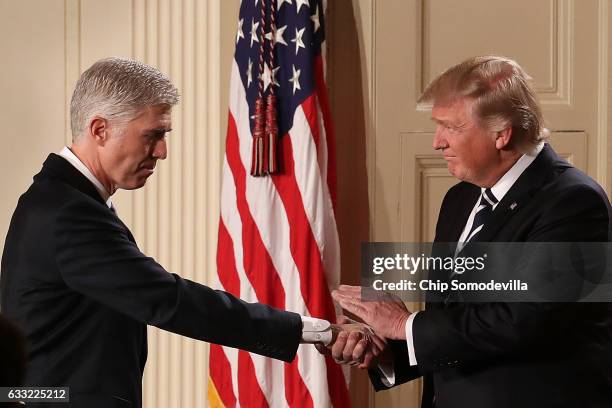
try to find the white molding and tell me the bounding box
[64,0,81,145]
[596,0,609,191]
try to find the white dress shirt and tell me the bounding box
[58,146,113,208]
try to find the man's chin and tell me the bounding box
[446,165,467,182]
[117,178,149,191]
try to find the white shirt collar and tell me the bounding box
[58,146,113,208]
[456,142,545,253]
[487,142,544,208]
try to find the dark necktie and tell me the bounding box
[446,188,499,302]
[465,188,498,243]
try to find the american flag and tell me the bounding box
[208,0,350,407]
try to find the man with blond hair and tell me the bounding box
[0,57,360,407]
[331,56,612,407]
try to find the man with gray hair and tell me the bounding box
[330,56,612,407]
[0,57,362,407]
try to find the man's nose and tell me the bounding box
[432,126,446,150]
[153,138,168,160]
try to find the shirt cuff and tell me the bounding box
[300,316,332,345]
[377,360,396,387]
[406,311,419,366]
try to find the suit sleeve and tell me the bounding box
[412,183,611,373]
[53,200,302,362]
[368,339,423,391]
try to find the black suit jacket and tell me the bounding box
[0,154,303,407]
[370,145,612,408]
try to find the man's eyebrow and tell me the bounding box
[431,118,466,128]
[146,127,172,134]
[431,117,448,125]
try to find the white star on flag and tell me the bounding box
[277,0,292,9]
[291,27,306,55]
[311,7,320,32]
[246,59,253,87]
[296,0,309,13]
[260,64,280,91]
[289,64,301,94]
[265,25,288,47]
[250,18,260,47]
[236,19,244,44]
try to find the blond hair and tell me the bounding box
[419,56,548,152]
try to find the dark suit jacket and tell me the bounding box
[0,313,26,386]
[370,145,612,408]
[0,154,303,408]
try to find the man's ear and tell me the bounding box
[495,126,512,150]
[88,117,109,146]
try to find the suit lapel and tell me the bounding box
[431,183,480,264]
[438,183,481,242]
[474,144,569,243]
[449,188,480,242]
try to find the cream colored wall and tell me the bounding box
[1,0,67,247]
[328,1,612,408]
[0,0,237,407]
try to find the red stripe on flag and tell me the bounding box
[238,351,269,408]
[226,112,314,408]
[284,357,314,408]
[216,220,241,296]
[314,55,337,210]
[324,353,351,408]
[301,94,321,151]
[209,344,237,408]
[270,107,351,408]
[216,219,265,408]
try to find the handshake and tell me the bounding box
[311,285,412,369]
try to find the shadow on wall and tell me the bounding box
[327,1,371,408]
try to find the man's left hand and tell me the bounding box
[332,285,411,340]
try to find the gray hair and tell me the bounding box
[419,55,548,153]
[70,57,180,142]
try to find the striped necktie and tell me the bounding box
[465,188,498,243]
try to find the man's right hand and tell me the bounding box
[316,316,388,369]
